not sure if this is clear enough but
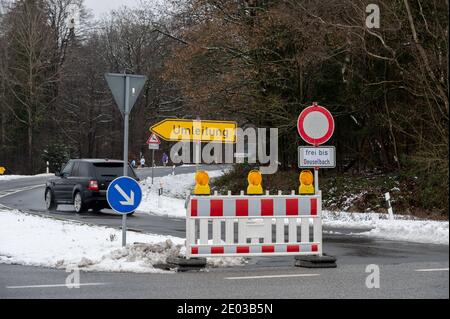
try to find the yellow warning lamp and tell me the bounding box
[247,170,263,195]
[299,170,315,195]
[0,166,5,175]
[194,170,211,195]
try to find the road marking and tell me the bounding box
[6,283,108,289]
[0,184,44,199]
[225,274,320,280]
[0,203,11,209]
[415,268,449,272]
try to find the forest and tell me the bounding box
[0,0,448,214]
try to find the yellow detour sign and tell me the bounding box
[0,166,5,175]
[150,119,237,143]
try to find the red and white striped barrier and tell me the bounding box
[190,195,318,217]
[186,191,323,258]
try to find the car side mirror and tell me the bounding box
[55,171,60,177]
[56,171,66,178]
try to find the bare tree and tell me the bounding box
[0,0,58,172]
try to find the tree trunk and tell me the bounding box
[28,123,33,174]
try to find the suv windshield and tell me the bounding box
[93,163,137,179]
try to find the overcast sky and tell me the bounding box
[84,0,140,17]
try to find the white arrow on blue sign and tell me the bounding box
[107,176,142,214]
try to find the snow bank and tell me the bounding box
[0,210,245,272]
[323,210,415,227]
[323,211,448,245]
[137,170,227,218]
[359,219,448,245]
[0,173,53,181]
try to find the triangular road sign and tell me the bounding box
[146,133,161,145]
[105,73,147,115]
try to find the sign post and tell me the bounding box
[105,72,147,246]
[146,133,161,185]
[122,75,130,246]
[194,117,201,172]
[297,102,335,194]
[152,149,155,183]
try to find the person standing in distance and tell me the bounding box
[162,152,169,167]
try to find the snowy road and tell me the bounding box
[0,166,448,299]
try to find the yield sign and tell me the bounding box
[146,133,161,145]
[105,73,147,115]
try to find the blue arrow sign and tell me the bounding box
[107,176,142,214]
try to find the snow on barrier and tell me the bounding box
[185,191,323,258]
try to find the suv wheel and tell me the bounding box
[73,192,87,213]
[45,188,57,210]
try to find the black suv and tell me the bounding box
[45,159,139,213]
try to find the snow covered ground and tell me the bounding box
[323,211,448,245]
[0,209,246,273]
[0,173,54,181]
[137,171,448,246]
[137,170,227,218]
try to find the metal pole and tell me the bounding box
[151,149,155,185]
[314,168,319,195]
[314,144,319,195]
[122,75,130,247]
[196,141,200,172]
[195,117,201,172]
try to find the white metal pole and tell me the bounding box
[385,192,395,221]
[158,181,163,208]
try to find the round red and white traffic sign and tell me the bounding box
[297,103,334,146]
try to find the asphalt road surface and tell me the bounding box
[0,166,448,299]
